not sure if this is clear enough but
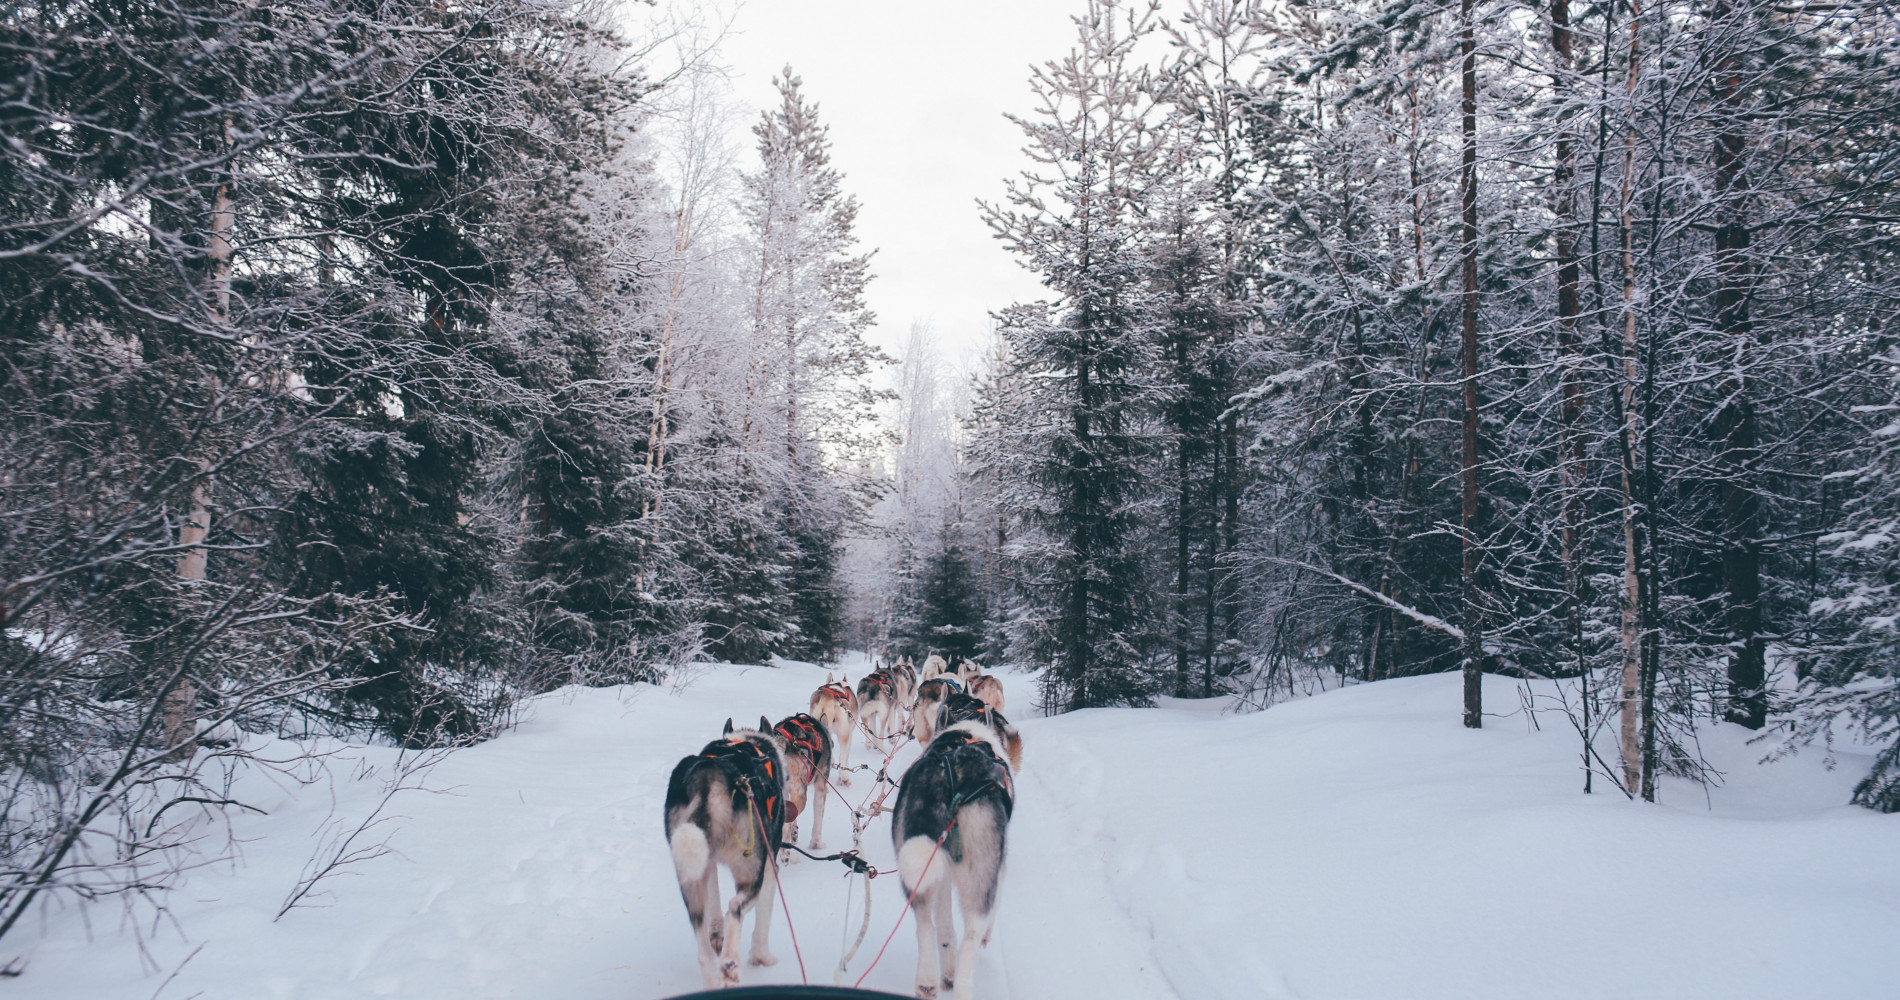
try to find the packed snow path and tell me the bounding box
[13,658,1900,999]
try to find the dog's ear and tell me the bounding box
[723,717,734,736]
[760,715,772,734]
[825,672,834,683]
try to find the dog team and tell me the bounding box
[663,654,1022,1000]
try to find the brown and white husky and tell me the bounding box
[810,674,858,786]
[856,669,903,747]
[887,656,919,710]
[770,712,834,853]
[967,673,1005,715]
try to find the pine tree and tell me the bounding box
[984,0,1166,711]
[912,537,988,662]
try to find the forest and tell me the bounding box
[3,0,1899,963]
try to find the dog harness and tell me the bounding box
[817,682,857,707]
[774,714,828,781]
[924,729,1014,862]
[698,736,783,849]
[861,672,896,697]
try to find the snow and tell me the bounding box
[9,661,1899,999]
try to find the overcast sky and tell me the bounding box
[714,0,1085,369]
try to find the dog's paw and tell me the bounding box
[721,960,741,986]
[914,985,937,999]
[749,951,778,968]
[810,838,825,852]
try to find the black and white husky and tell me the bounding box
[664,718,786,989]
[892,718,1016,1000]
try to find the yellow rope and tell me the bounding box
[731,790,758,858]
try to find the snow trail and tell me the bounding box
[10,662,1900,999]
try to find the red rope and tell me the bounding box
[852,816,958,990]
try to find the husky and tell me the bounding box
[664,718,787,989]
[811,674,858,786]
[911,675,967,747]
[967,673,1005,715]
[857,669,902,746]
[937,692,1023,773]
[953,656,982,685]
[920,653,949,682]
[771,712,834,853]
[888,657,919,710]
[892,717,1016,1000]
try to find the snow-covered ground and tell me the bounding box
[10,658,1899,999]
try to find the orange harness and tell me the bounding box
[702,737,782,831]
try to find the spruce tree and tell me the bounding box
[984,0,1165,711]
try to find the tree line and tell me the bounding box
[958,0,1900,807]
[0,0,880,937]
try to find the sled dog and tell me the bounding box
[893,717,1016,1000]
[771,712,834,853]
[664,718,787,989]
[911,675,967,747]
[810,674,858,786]
[953,656,982,685]
[967,673,1005,715]
[888,656,920,709]
[857,669,902,745]
[920,653,949,682]
[937,692,1023,773]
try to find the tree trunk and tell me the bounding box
[1177,374,1192,696]
[1068,355,1095,712]
[1459,0,1484,729]
[1616,3,1647,794]
[1553,0,1590,790]
[162,169,233,760]
[645,204,693,515]
[1711,0,1765,730]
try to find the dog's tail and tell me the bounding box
[671,809,712,882]
[897,834,951,895]
[669,766,730,881]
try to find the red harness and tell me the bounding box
[817,682,857,709]
[861,672,896,698]
[774,714,828,783]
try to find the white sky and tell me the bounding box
[715,0,1084,369]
